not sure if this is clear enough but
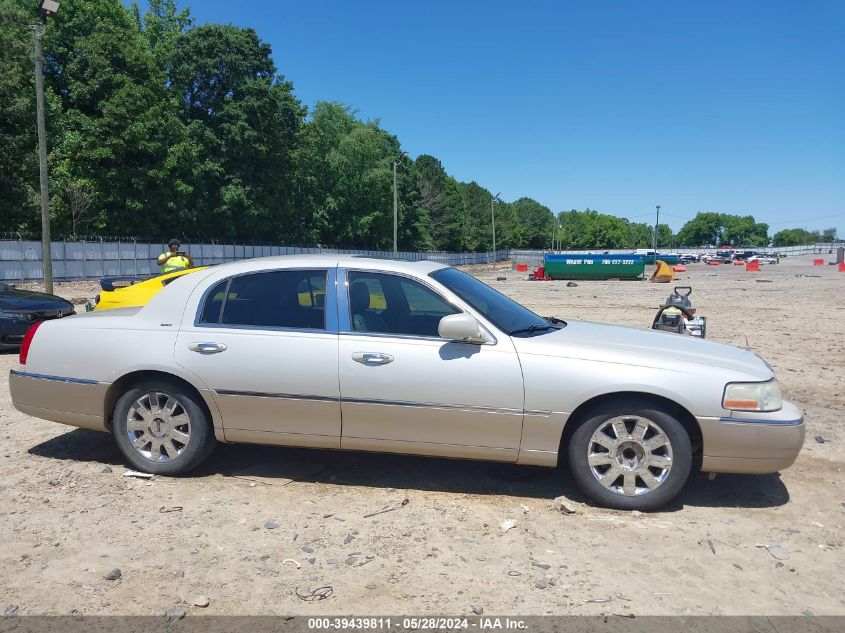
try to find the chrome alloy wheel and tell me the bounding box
[587,415,673,496]
[125,392,192,463]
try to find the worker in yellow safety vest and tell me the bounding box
[157,238,194,273]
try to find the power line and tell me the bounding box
[660,212,693,221]
[766,213,843,226]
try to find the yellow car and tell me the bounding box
[92,267,206,311]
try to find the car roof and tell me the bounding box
[202,254,451,276]
[137,254,453,325]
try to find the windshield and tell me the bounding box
[430,267,554,336]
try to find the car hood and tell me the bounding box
[512,319,772,380]
[0,288,73,312]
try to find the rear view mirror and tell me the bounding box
[438,313,491,344]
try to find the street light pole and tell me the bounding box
[392,161,398,253]
[491,192,500,261]
[652,204,661,267]
[392,151,408,254]
[31,1,60,293]
[33,23,53,293]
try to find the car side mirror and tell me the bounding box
[438,313,492,344]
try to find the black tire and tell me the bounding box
[112,379,216,475]
[567,398,692,511]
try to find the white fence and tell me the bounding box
[2,237,838,282]
[0,238,509,282]
[509,244,842,270]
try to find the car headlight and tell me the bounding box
[0,311,29,320]
[723,379,782,412]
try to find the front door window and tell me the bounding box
[347,271,458,337]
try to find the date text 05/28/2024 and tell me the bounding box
[307,618,527,630]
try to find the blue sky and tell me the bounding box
[136,0,844,234]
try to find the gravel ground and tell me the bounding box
[1,255,843,616]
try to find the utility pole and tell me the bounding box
[652,203,661,268]
[392,151,408,254]
[392,161,398,254]
[31,1,60,293]
[33,23,53,293]
[491,192,500,260]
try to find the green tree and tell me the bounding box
[136,0,192,70]
[771,229,803,246]
[722,215,769,246]
[169,23,305,240]
[456,181,497,251]
[303,102,401,248]
[653,223,674,249]
[627,222,654,248]
[510,197,554,248]
[414,155,464,250]
[771,227,834,246]
[0,0,43,232]
[676,212,725,246]
[556,209,635,249]
[0,0,792,254]
[42,0,184,236]
[677,212,769,247]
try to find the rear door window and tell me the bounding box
[199,269,328,330]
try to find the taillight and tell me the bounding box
[19,321,43,365]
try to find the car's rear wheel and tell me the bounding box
[567,399,692,510]
[112,380,215,475]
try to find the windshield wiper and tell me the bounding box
[508,323,557,336]
[544,316,567,328]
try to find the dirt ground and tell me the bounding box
[1,256,843,616]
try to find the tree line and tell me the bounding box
[0,0,837,251]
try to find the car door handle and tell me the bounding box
[189,342,227,354]
[352,352,393,365]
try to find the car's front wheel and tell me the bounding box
[567,399,692,510]
[112,380,215,475]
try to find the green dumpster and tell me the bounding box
[544,254,645,280]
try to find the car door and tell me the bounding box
[337,268,524,462]
[175,267,341,448]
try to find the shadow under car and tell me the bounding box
[27,428,790,510]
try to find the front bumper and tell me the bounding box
[698,400,805,473]
[9,368,109,432]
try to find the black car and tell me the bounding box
[733,250,760,262]
[0,282,75,350]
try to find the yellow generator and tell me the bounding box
[651,286,707,338]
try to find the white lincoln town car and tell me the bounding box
[9,255,804,510]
